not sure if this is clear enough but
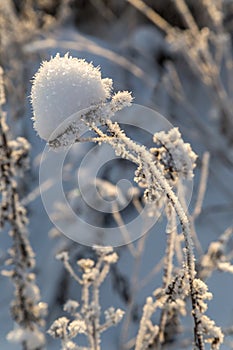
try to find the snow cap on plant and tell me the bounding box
[31,53,113,141]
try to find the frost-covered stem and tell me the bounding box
[147,163,204,350]
[0,102,46,349]
[163,205,176,288]
[92,279,101,350]
[112,203,137,257]
[86,257,100,350]
[192,152,210,220]
[135,297,159,350]
[90,256,109,350]
[126,0,172,34]
[173,0,199,33]
[83,281,96,349]
[82,282,89,310]
[157,205,177,347]
[96,255,111,287]
[61,336,69,349]
[88,119,204,350]
[190,152,210,256]
[62,256,83,285]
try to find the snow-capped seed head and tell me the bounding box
[31,53,113,141]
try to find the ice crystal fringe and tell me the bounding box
[0,67,47,350]
[31,54,223,350]
[48,246,124,349]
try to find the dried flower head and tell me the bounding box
[48,317,69,338]
[104,307,125,324]
[31,53,113,141]
[63,300,79,315]
[77,258,95,271]
[68,319,86,337]
[152,127,197,180]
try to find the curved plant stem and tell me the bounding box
[88,119,204,350]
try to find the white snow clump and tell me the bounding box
[31,53,113,141]
[7,327,45,350]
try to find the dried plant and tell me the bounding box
[127,0,233,145]
[48,246,124,350]
[199,227,233,280]
[30,54,224,350]
[1,1,233,349]
[0,66,47,350]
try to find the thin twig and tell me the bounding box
[126,0,173,34]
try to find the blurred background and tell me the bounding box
[1,0,233,349]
